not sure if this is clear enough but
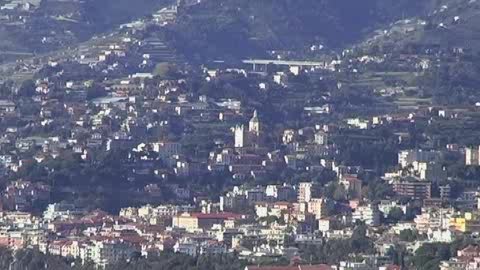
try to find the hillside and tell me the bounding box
[3,0,477,63]
[165,0,436,61]
[359,0,480,53]
[0,0,172,61]
[80,0,171,31]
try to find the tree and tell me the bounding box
[387,207,404,223]
[153,63,181,79]
[0,80,14,98]
[268,239,278,248]
[413,243,451,270]
[386,245,406,267]
[86,84,107,100]
[365,178,393,201]
[324,182,354,202]
[350,224,373,252]
[399,229,417,242]
[18,79,36,97]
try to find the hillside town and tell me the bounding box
[1,0,480,270]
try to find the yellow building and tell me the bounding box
[172,212,245,231]
[450,212,480,232]
[172,213,199,230]
[307,198,328,219]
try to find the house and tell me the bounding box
[153,5,178,24]
[450,212,480,233]
[346,118,370,129]
[0,230,25,250]
[80,240,138,267]
[457,245,480,258]
[173,238,197,256]
[398,150,442,168]
[0,100,15,114]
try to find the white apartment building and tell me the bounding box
[352,204,381,226]
[414,208,453,233]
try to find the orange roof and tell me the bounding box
[190,212,244,220]
[460,245,480,256]
[247,265,332,270]
[274,202,292,206]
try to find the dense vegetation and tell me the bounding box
[0,0,172,55]
[81,0,171,31]
[166,0,436,61]
[297,224,375,265]
[0,248,248,270]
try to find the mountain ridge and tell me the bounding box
[164,0,439,61]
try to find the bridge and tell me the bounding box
[242,59,325,71]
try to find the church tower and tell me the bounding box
[234,125,246,148]
[249,110,261,136]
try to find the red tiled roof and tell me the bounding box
[120,235,147,245]
[461,245,480,253]
[190,212,244,220]
[274,202,292,206]
[246,265,332,270]
[301,266,332,270]
[384,265,401,270]
[247,267,297,270]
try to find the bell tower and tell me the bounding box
[249,110,261,136]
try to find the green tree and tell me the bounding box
[86,84,107,100]
[17,79,36,97]
[387,207,405,223]
[399,229,417,242]
[387,245,406,267]
[333,184,347,201]
[413,243,451,270]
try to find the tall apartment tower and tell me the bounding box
[298,182,319,203]
[466,147,480,166]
